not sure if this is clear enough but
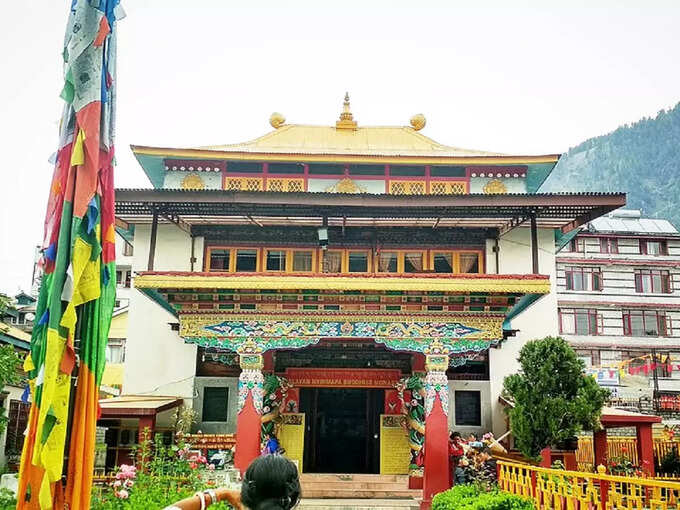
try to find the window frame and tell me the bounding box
[430,251,484,274]
[453,390,482,427]
[558,308,601,336]
[622,309,670,337]
[570,238,586,253]
[634,269,672,294]
[347,250,372,273]
[201,386,230,423]
[640,239,668,256]
[264,249,288,272]
[564,266,603,292]
[599,237,619,254]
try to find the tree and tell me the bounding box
[0,344,22,434]
[503,336,609,460]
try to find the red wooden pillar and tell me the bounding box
[234,353,264,475]
[636,423,655,476]
[593,429,608,469]
[138,414,156,444]
[421,353,449,510]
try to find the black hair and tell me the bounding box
[241,455,301,510]
[450,431,462,440]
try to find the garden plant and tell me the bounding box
[503,336,609,460]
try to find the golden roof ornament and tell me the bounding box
[269,112,286,129]
[336,92,358,130]
[410,113,426,131]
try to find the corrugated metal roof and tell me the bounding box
[589,216,678,235]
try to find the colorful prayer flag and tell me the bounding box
[17,2,123,509]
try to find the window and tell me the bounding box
[430,166,467,177]
[378,252,398,273]
[634,269,671,293]
[559,308,600,335]
[106,340,126,363]
[623,310,669,337]
[202,386,229,422]
[348,164,385,176]
[125,272,131,288]
[565,266,603,291]
[265,250,286,271]
[292,251,313,272]
[123,242,134,256]
[390,165,426,176]
[322,251,343,273]
[454,391,481,426]
[5,400,30,456]
[641,239,667,256]
[235,249,257,272]
[227,161,262,173]
[600,238,618,254]
[116,270,122,285]
[348,252,369,273]
[268,163,304,174]
[459,253,479,274]
[209,249,230,271]
[308,164,344,175]
[432,252,482,274]
[433,253,453,273]
[569,238,586,252]
[403,252,424,273]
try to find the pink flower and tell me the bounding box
[124,480,134,488]
[113,480,122,488]
[116,489,129,499]
[207,464,215,471]
[189,462,197,470]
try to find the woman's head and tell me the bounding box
[241,455,301,510]
[450,431,462,441]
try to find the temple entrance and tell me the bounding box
[300,387,384,473]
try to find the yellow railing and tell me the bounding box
[576,437,680,472]
[499,460,680,509]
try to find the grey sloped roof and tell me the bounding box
[589,216,679,235]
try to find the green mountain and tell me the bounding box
[541,102,680,227]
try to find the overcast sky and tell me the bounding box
[1,1,679,295]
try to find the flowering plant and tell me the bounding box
[91,429,233,510]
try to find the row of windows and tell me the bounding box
[568,237,670,256]
[217,161,471,178]
[206,247,484,275]
[564,267,674,294]
[559,308,675,337]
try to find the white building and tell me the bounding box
[556,210,680,407]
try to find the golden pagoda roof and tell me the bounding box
[197,95,502,157]
[198,123,505,158]
[131,95,560,165]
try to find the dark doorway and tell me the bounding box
[300,388,384,473]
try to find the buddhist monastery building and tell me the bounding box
[113,95,625,503]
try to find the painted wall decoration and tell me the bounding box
[180,313,505,354]
[261,374,290,444]
[396,375,426,478]
[238,369,264,414]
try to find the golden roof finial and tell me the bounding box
[336,92,358,130]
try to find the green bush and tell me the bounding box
[659,447,680,475]
[0,488,17,510]
[503,336,609,460]
[432,484,534,510]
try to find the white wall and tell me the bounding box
[123,224,199,402]
[487,227,559,437]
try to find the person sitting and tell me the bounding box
[262,433,281,455]
[454,456,471,485]
[241,455,301,510]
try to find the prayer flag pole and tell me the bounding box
[16,2,124,509]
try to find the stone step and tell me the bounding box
[302,488,421,499]
[302,481,414,490]
[300,473,408,483]
[299,498,420,509]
